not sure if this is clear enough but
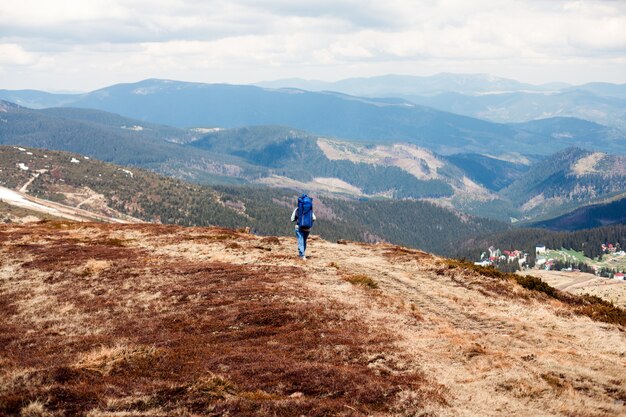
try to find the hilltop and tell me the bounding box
[1,221,625,416]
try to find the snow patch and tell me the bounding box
[26,152,33,155]
[121,125,144,131]
[552,132,573,139]
[84,156,90,160]
[191,127,223,134]
[0,186,59,214]
[17,147,26,151]
[120,169,134,178]
[17,163,29,171]
[70,157,80,164]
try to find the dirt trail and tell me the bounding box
[1,224,625,417]
[0,185,143,224]
[18,170,45,193]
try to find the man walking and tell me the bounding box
[291,194,316,260]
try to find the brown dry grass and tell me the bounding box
[343,274,379,289]
[443,259,626,326]
[1,222,625,416]
[0,222,444,416]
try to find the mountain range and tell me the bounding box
[2,73,626,232]
[3,100,626,227]
[256,73,626,130]
[2,78,626,156]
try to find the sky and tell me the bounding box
[1,0,625,91]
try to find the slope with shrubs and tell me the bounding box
[0,146,509,255]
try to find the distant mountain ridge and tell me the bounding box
[256,73,564,96]
[2,78,626,156]
[255,73,626,130]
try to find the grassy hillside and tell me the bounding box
[1,222,624,416]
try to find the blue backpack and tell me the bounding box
[297,194,314,230]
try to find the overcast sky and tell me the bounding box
[1,0,625,91]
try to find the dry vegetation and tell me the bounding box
[518,269,626,308]
[1,222,625,416]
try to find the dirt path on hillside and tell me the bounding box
[299,245,624,416]
[0,185,143,224]
[18,170,45,193]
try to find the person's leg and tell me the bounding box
[295,229,305,257]
[302,230,310,256]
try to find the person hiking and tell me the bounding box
[291,194,316,260]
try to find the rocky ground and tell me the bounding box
[1,222,625,416]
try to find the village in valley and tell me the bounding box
[475,242,626,280]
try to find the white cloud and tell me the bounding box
[0,0,625,90]
[0,43,39,65]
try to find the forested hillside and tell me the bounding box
[531,197,626,231]
[500,147,626,219]
[445,153,530,191]
[0,100,262,184]
[0,146,509,255]
[191,126,455,199]
[5,102,626,226]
